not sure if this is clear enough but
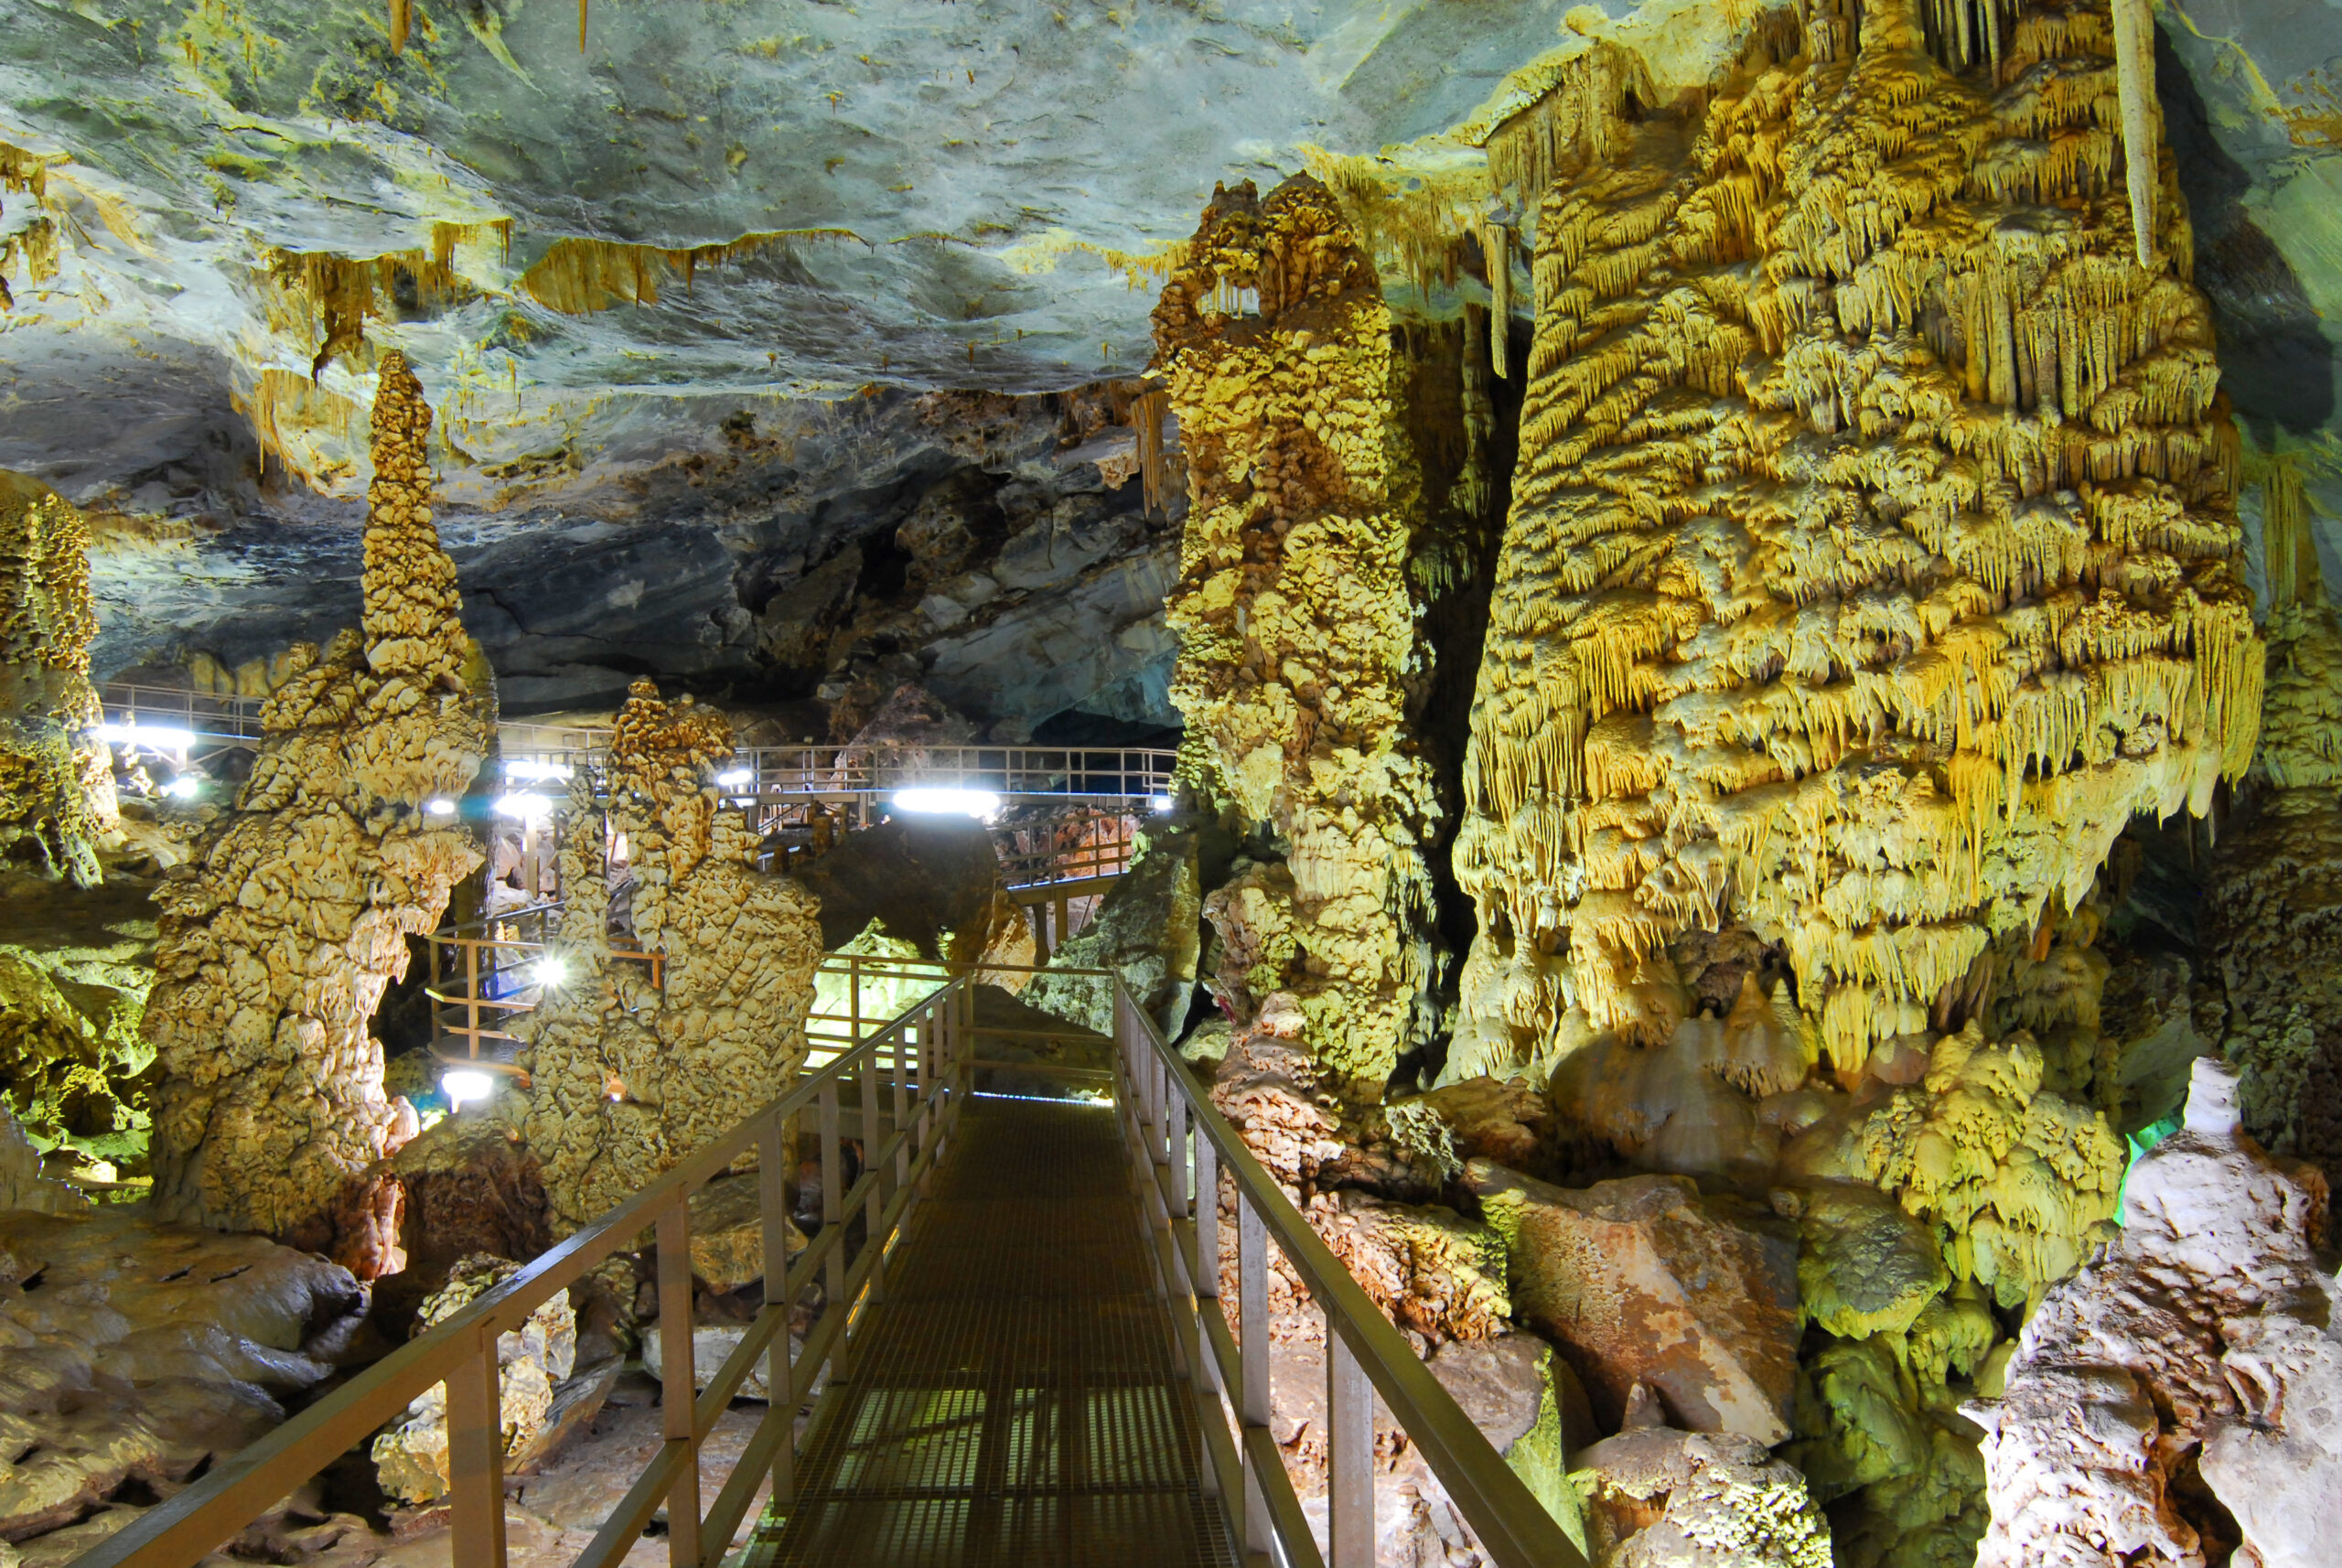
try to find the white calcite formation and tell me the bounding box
[1970,1058,2340,1568]
[140,351,492,1265]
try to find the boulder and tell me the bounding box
[1463,1162,1799,1444]
[1427,1331,1595,1543]
[1782,1181,1949,1341]
[642,1317,826,1406]
[687,1172,806,1293]
[386,1113,553,1304]
[371,1254,576,1505]
[1570,1386,1832,1568]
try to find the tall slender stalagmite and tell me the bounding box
[1454,0,2261,1080]
[0,473,116,887]
[1152,176,1441,1094]
[144,352,493,1265]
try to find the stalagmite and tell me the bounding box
[1152,176,1442,1092]
[142,351,493,1264]
[0,474,116,888]
[1452,0,2260,1079]
[518,680,822,1231]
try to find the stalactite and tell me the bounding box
[1481,222,1511,380]
[1452,0,2258,1079]
[143,351,494,1266]
[388,0,411,55]
[2112,0,2158,268]
[1133,386,1171,519]
[1152,176,1443,1093]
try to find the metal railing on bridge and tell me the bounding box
[71,964,1584,1568]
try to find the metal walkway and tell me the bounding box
[745,1095,1236,1568]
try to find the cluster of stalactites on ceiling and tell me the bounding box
[1445,0,2261,1085]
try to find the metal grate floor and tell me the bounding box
[742,1095,1239,1568]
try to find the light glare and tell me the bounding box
[162,777,202,800]
[98,723,196,751]
[494,792,553,821]
[715,767,752,788]
[894,788,1001,819]
[533,956,569,988]
[424,796,457,816]
[1149,794,1175,811]
[442,1069,496,1106]
[504,759,575,781]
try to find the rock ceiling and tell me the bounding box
[1,0,2339,718]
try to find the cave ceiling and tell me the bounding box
[2,0,2340,719]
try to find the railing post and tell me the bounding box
[1328,1327,1373,1568]
[757,1114,794,1512]
[819,1079,843,1322]
[446,1328,508,1568]
[894,1016,912,1191]
[861,1045,885,1305]
[1238,1195,1271,1556]
[655,1200,703,1567]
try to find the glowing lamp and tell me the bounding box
[424,796,457,816]
[715,767,752,788]
[494,792,553,822]
[893,788,1001,819]
[98,723,196,750]
[163,777,203,800]
[1149,794,1175,812]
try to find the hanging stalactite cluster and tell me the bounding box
[1450,0,2261,1081]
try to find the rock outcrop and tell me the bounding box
[0,1208,365,1541]
[1970,1057,2338,1568]
[0,474,114,889]
[1463,1161,1800,1444]
[140,350,493,1261]
[371,1253,577,1505]
[1154,177,1442,1095]
[518,681,822,1231]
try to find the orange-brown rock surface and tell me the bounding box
[142,351,493,1258]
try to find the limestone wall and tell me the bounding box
[519,681,822,1231]
[1152,176,1441,1094]
[142,351,492,1259]
[0,472,116,888]
[1452,0,2263,1078]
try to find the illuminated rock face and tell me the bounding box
[1154,176,1440,1093]
[1453,0,2263,1077]
[1970,1058,2340,1568]
[518,681,822,1232]
[142,351,492,1256]
[0,473,115,888]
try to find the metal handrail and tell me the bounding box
[72,976,980,1568]
[1109,988,1590,1568]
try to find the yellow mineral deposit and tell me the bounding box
[142,351,494,1263]
[1453,0,2261,1079]
[0,473,117,888]
[518,680,822,1231]
[1152,176,1441,1092]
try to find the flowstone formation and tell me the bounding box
[0,474,115,888]
[1970,1058,2339,1568]
[1452,0,2264,1080]
[141,351,493,1261]
[1153,176,1441,1093]
[518,680,822,1231]
[2208,465,2342,1167]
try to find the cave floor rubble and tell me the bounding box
[741,1093,1235,1568]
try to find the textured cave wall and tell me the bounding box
[517,681,821,1233]
[2208,465,2342,1168]
[1153,176,1443,1095]
[0,473,115,887]
[1452,0,2262,1082]
[141,350,492,1261]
